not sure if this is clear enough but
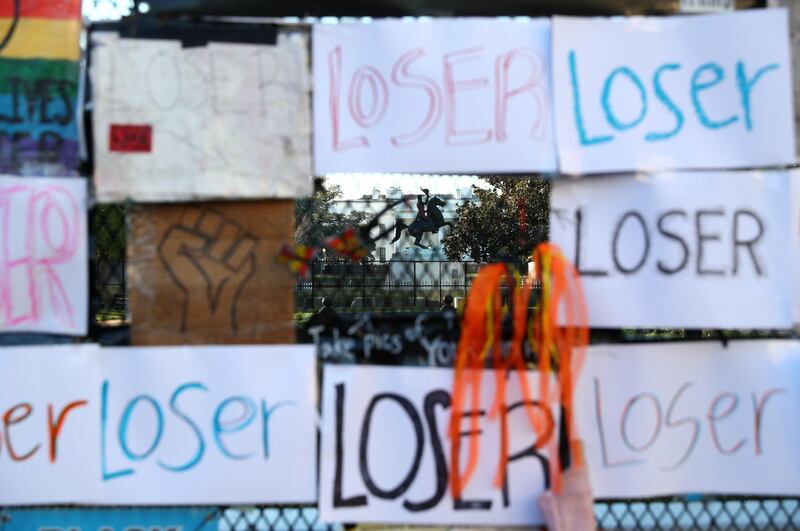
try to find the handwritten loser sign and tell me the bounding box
[0,344,317,505]
[319,365,558,526]
[313,19,557,174]
[550,171,794,329]
[578,340,800,498]
[91,31,312,202]
[0,175,87,335]
[552,9,794,174]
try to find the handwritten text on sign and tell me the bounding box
[578,341,800,497]
[552,9,794,174]
[0,175,87,335]
[550,171,793,329]
[0,0,82,174]
[313,19,557,174]
[0,344,317,505]
[91,32,312,202]
[319,365,557,527]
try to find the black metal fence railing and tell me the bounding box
[295,259,486,313]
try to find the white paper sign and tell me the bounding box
[0,344,317,505]
[577,340,800,497]
[0,175,87,335]
[91,32,312,202]
[791,174,800,324]
[550,171,794,329]
[319,365,557,526]
[552,9,795,174]
[313,19,557,174]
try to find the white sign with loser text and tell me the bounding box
[0,175,87,335]
[578,341,800,498]
[552,9,795,174]
[313,19,557,174]
[0,344,318,505]
[550,171,794,329]
[91,31,312,202]
[319,365,557,526]
[791,174,800,324]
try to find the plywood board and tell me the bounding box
[128,201,295,345]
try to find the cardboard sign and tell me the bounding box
[313,19,557,174]
[550,171,794,329]
[552,9,795,174]
[0,0,81,174]
[128,201,295,345]
[319,365,557,526]
[91,31,312,202]
[0,344,318,505]
[0,175,87,335]
[2,508,217,531]
[577,340,800,497]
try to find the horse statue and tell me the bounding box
[391,195,454,249]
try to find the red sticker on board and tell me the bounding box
[109,124,152,152]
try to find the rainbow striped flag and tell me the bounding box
[0,0,81,174]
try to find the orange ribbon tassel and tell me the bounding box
[449,243,588,499]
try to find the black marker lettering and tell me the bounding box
[333,383,367,508]
[696,209,725,276]
[359,393,423,499]
[501,400,553,507]
[575,208,608,276]
[732,209,765,276]
[612,211,649,274]
[404,390,450,512]
[656,210,690,274]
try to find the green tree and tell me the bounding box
[444,176,550,262]
[295,184,374,252]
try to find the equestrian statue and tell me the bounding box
[391,188,454,249]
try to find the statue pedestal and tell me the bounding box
[384,246,466,290]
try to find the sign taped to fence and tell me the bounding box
[0,0,82,174]
[550,171,794,329]
[0,175,87,335]
[319,365,558,526]
[91,29,312,202]
[313,19,557,174]
[552,9,795,174]
[128,201,295,345]
[0,344,318,505]
[578,340,800,497]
